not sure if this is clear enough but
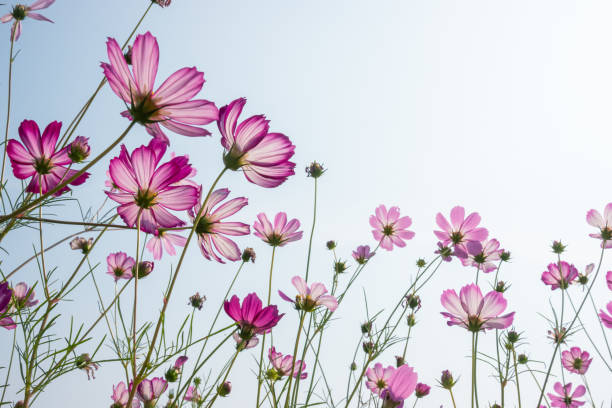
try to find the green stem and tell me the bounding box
[496,330,505,407]
[512,348,522,408]
[284,312,306,408]
[131,212,142,380]
[401,324,412,361]
[256,246,277,407]
[206,350,240,408]
[0,37,14,194]
[449,388,458,408]
[581,375,596,408]
[304,177,318,282]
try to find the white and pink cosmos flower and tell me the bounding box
[365,363,395,396]
[440,283,514,332]
[146,229,186,260]
[101,32,218,145]
[586,203,612,248]
[599,301,612,329]
[380,365,418,408]
[106,139,198,234]
[106,252,135,282]
[12,282,38,308]
[548,382,586,408]
[369,205,415,251]
[7,120,90,196]
[463,238,502,273]
[1,0,54,41]
[136,377,167,404]
[253,212,302,247]
[606,271,612,290]
[189,188,250,263]
[541,262,579,290]
[279,276,338,313]
[434,206,488,257]
[352,245,375,264]
[218,98,295,188]
[561,347,592,374]
[111,381,141,408]
[268,347,307,379]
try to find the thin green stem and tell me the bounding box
[284,312,306,408]
[256,246,277,407]
[0,37,14,194]
[131,212,142,380]
[304,177,317,282]
[512,348,522,408]
[581,375,596,408]
[449,388,458,408]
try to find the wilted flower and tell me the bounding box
[548,327,568,344]
[415,383,431,398]
[106,252,135,282]
[435,242,453,262]
[268,347,307,379]
[403,294,421,311]
[361,321,372,335]
[500,250,511,262]
[70,237,93,254]
[12,282,38,308]
[305,161,325,178]
[561,347,592,374]
[253,212,302,247]
[541,262,578,290]
[547,382,586,408]
[1,0,55,41]
[278,276,338,312]
[188,293,206,310]
[75,353,99,380]
[153,0,171,7]
[67,136,90,163]
[242,247,256,263]
[394,356,405,367]
[352,245,375,264]
[370,205,415,251]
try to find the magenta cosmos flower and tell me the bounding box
[189,188,249,263]
[7,120,90,196]
[463,238,502,273]
[101,32,218,145]
[268,347,307,379]
[380,365,418,408]
[253,212,302,247]
[0,282,15,330]
[548,382,586,408]
[136,377,167,405]
[541,262,578,290]
[586,203,612,248]
[111,381,141,408]
[218,98,295,187]
[224,293,284,348]
[434,206,488,257]
[607,271,612,290]
[1,0,54,41]
[279,276,338,312]
[12,282,38,308]
[440,283,515,332]
[146,229,186,260]
[599,301,612,328]
[353,245,375,265]
[561,347,592,374]
[106,139,198,234]
[365,363,395,396]
[107,252,135,282]
[369,205,415,251]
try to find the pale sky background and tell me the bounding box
[1,0,612,406]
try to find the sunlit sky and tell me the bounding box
[2,0,612,406]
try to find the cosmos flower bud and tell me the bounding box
[14,401,24,408]
[70,237,93,254]
[491,404,501,408]
[305,161,325,178]
[404,294,421,310]
[507,330,520,344]
[406,313,416,327]
[67,136,90,163]
[518,354,528,364]
[551,240,566,254]
[165,356,187,382]
[217,381,231,397]
[362,341,375,354]
[193,377,202,386]
[416,258,426,268]
[241,247,256,263]
[334,260,348,274]
[326,240,337,250]
[350,362,357,371]
[153,0,172,7]
[132,261,154,278]
[439,370,456,389]
[495,281,508,293]
[188,293,206,310]
[265,368,280,381]
[75,353,99,380]
[500,250,511,262]
[415,383,431,398]
[395,356,405,367]
[360,321,372,335]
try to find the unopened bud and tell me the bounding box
[241,247,256,263]
[132,261,154,278]
[416,258,426,268]
[326,240,337,250]
[305,161,325,178]
[217,381,231,397]
[552,240,566,254]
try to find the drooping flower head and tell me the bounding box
[136,377,168,406]
[224,293,283,349]
[0,282,15,330]
[352,245,375,264]
[541,262,579,290]
[218,98,295,187]
[365,363,395,396]
[370,205,415,251]
[7,120,90,196]
[561,347,592,374]
[253,212,302,247]
[434,206,488,257]
[380,365,418,408]
[267,347,307,379]
[440,283,515,332]
[586,203,612,248]
[463,238,502,273]
[1,0,54,41]
[599,301,612,329]
[146,229,186,260]
[101,32,218,145]
[189,188,250,263]
[70,237,93,254]
[547,382,586,408]
[106,139,198,234]
[12,282,38,309]
[106,252,135,282]
[279,276,338,312]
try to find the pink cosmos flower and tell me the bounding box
[547,382,586,408]
[218,98,295,187]
[599,301,612,329]
[12,282,38,308]
[253,212,302,247]
[0,282,15,330]
[561,347,592,374]
[541,262,579,290]
[414,383,430,398]
[7,120,90,196]
[607,271,612,290]
[101,32,218,145]
[365,363,395,396]
[463,238,502,273]
[136,377,168,404]
[380,365,418,408]
[1,0,54,41]
[434,206,488,257]
[440,283,515,332]
[184,386,201,402]
[145,229,186,260]
[268,347,307,379]
[353,245,375,264]
[586,203,612,248]
[106,252,135,282]
[224,293,284,347]
[189,188,249,263]
[106,139,198,234]
[279,276,338,312]
[369,205,415,251]
[111,381,141,408]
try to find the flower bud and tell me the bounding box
[404,294,421,310]
[362,341,375,354]
[495,281,508,293]
[153,0,172,7]
[507,330,520,344]
[334,260,348,274]
[350,362,357,371]
[305,161,325,178]
[193,377,202,386]
[133,261,154,278]
[415,383,431,398]
[518,354,528,364]
[395,355,404,367]
[439,370,456,389]
[70,237,93,254]
[416,258,426,268]
[551,240,566,254]
[360,321,372,334]
[241,247,256,263]
[326,240,337,250]
[491,404,502,408]
[406,313,416,327]
[217,381,231,397]
[67,136,91,163]
[188,293,206,310]
[124,45,133,65]
[500,250,511,262]
[165,367,179,382]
